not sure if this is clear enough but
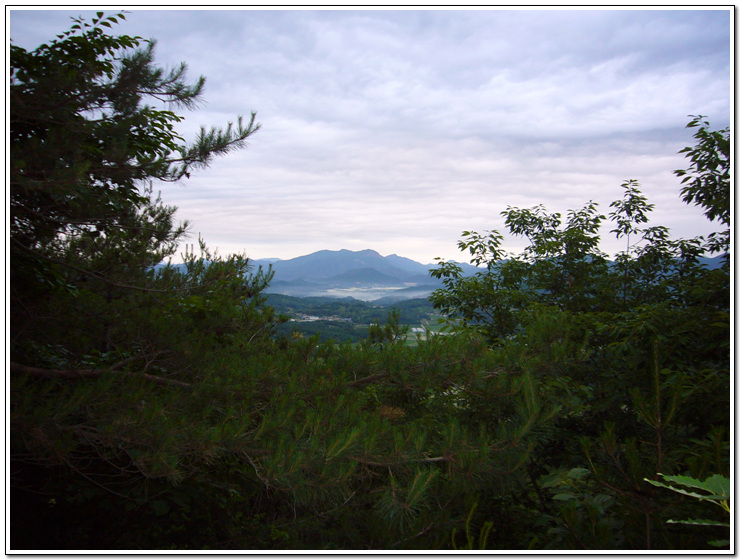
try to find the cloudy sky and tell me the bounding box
[9,7,732,264]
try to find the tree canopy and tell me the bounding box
[10,12,259,298]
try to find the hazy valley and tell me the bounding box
[252,248,480,302]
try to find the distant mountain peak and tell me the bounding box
[250,248,481,299]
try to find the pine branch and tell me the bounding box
[391,522,436,548]
[351,455,451,468]
[10,361,190,388]
[346,372,388,387]
[12,237,241,295]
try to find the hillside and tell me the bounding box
[323,267,405,287]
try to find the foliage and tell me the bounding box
[451,502,493,550]
[528,467,624,549]
[675,115,730,257]
[645,473,730,547]
[365,309,410,346]
[10,10,259,306]
[9,14,730,552]
[9,13,271,550]
[268,295,438,344]
[429,115,730,550]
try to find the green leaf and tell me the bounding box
[567,467,589,480]
[703,474,730,498]
[645,480,722,501]
[645,473,730,502]
[552,492,577,501]
[658,473,714,492]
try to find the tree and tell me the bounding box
[429,117,730,549]
[9,14,280,549]
[10,12,263,361]
[432,116,730,336]
[674,115,730,258]
[10,11,259,308]
[430,200,612,342]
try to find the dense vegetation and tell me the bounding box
[10,15,730,551]
[267,294,439,343]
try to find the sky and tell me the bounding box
[8,7,732,264]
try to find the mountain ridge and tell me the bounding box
[252,249,442,282]
[249,248,480,300]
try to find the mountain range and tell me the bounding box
[249,249,479,302]
[159,249,726,303]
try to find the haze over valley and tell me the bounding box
[253,248,479,302]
